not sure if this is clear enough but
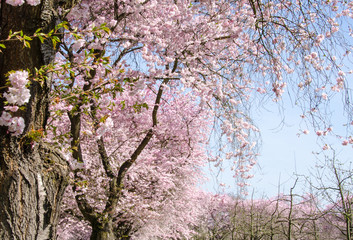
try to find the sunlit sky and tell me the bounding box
[203,91,353,199]
[201,15,353,198]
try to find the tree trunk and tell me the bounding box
[0,2,70,239]
[90,220,116,240]
[0,140,69,239]
[90,218,133,240]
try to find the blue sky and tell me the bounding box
[203,90,353,198]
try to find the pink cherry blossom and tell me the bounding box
[5,0,353,238]
[72,39,86,52]
[0,112,25,136]
[4,106,19,112]
[26,0,40,6]
[0,70,30,136]
[6,0,24,6]
[322,92,328,100]
[311,52,318,58]
[8,70,29,88]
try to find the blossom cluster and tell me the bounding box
[6,0,40,6]
[0,112,25,136]
[4,70,30,105]
[96,117,114,137]
[0,70,30,136]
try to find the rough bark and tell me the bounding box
[90,219,132,240]
[0,2,70,239]
[90,219,115,240]
[0,140,69,239]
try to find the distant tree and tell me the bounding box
[307,153,353,240]
[193,184,347,240]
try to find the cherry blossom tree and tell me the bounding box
[193,191,344,240]
[54,87,211,238]
[194,193,237,239]
[2,0,353,239]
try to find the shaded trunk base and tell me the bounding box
[91,221,115,240]
[90,220,132,240]
[0,138,69,239]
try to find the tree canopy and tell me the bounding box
[1,0,353,239]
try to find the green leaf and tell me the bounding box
[24,41,31,48]
[73,33,80,40]
[142,102,149,110]
[52,38,57,49]
[52,36,61,43]
[69,70,75,78]
[120,100,126,110]
[48,29,54,37]
[38,36,44,43]
[101,26,111,34]
[24,35,32,41]
[100,115,108,123]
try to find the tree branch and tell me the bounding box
[103,79,169,215]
